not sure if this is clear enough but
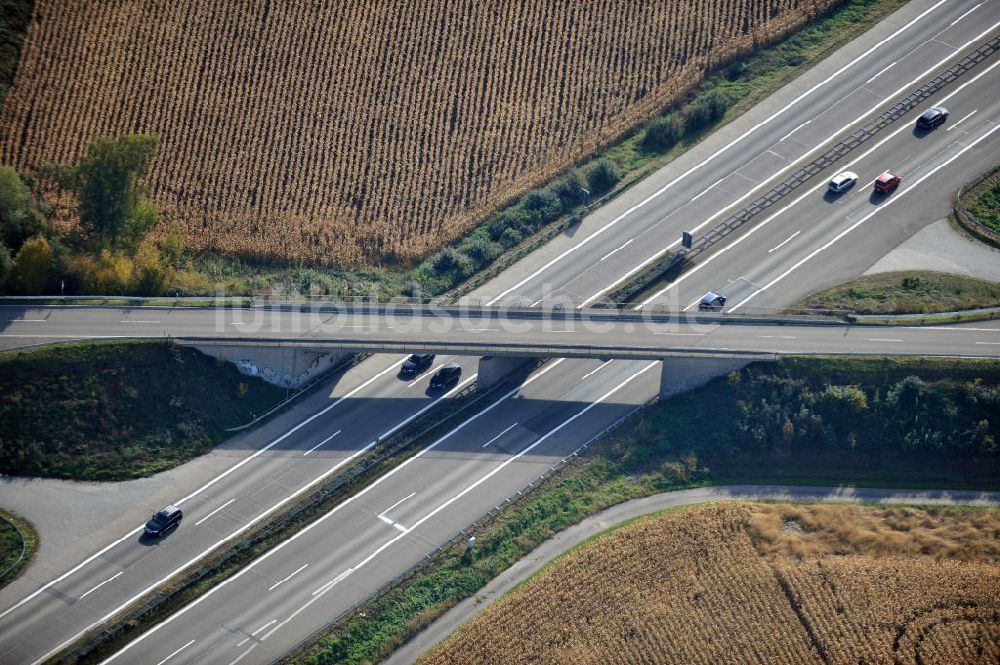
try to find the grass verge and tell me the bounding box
[0,340,285,480]
[0,508,37,590]
[791,271,1000,315]
[283,356,1000,665]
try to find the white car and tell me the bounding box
[828,171,858,194]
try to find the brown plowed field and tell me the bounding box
[421,503,1000,664]
[0,0,838,266]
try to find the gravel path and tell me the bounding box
[386,484,1000,665]
[864,219,1000,280]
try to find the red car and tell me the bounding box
[874,171,901,194]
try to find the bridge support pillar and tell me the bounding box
[184,343,352,388]
[478,356,534,390]
[659,357,749,399]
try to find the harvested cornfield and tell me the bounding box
[1,0,839,266]
[421,503,1000,665]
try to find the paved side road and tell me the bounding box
[386,484,1000,665]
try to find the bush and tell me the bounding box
[587,159,620,195]
[465,237,501,264]
[551,172,584,206]
[9,236,52,293]
[685,89,730,133]
[522,188,563,223]
[640,115,684,153]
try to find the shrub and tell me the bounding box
[685,89,730,133]
[640,115,684,153]
[10,235,52,293]
[587,159,620,195]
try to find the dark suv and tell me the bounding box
[400,353,435,378]
[144,505,183,537]
[916,106,948,130]
[429,363,462,390]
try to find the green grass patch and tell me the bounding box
[966,169,1000,233]
[791,271,1000,315]
[0,508,36,589]
[284,356,1000,665]
[0,340,285,480]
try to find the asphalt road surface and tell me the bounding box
[1,2,997,664]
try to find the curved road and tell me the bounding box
[386,484,1000,665]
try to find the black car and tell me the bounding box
[429,363,462,390]
[697,291,727,311]
[400,353,435,378]
[916,106,948,130]
[144,505,183,537]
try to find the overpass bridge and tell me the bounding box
[2,304,998,392]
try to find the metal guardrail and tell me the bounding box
[0,513,28,581]
[609,36,1000,304]
[954,163,1000,247]
[279,391,655,664]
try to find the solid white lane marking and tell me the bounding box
[868,338,903,342]
[690,177,726,202]
[731,121,1000,310]
[302,430,342,456]
[484,0,951,307]
[267,565,308,592]
[78,571,124,600]
[652,331,706,336]
[613,18,1000,310]
[94,362,567,664]
[975,341,1000,345]
[946,108,977,131]
[780,121,810,142]
[760,335,796,339]
[865,60,897,84]
[120,320,160,324]
[153,640,194,665]
[88,369,486,665]
[768,230,801,253]
[380,492,416,515]
[276,361,659,644]
[235,619,278,646]
[581,360,613,381]
[950,2,982,26]
[194,498,236,526]
[653,53,1000,312]
[6,318,46,322]
[466,327,493,332]
[482,422,519,448]
[600,238,634,261]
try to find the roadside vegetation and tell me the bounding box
[422,503,1000,664]
[0,508,36,589]
[285,357,1000,665]
[966,168,1000,233]
[0,340,284,480]
[792,271,1000,314]
[1,0,907,301]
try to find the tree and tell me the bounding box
[10,236,52,294]
[69,135,160,247]
[130,240,170,295]
[0,165,45,252]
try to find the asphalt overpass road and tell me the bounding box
[2,306,999,360]
[1,2,997,664]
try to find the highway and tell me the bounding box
[0,2,997,663]
[2,306,1000,360]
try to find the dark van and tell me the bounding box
[429,363,462,390]
[144,505,183,537]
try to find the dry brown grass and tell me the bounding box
[0,0,838,266]
[421,503,1000,665]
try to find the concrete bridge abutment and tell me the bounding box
[659,356,750,399]
[477,356,534,390]
[185,343,352,388]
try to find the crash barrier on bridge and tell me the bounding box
[604,35,1000,306]
[954,163,1000,249]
